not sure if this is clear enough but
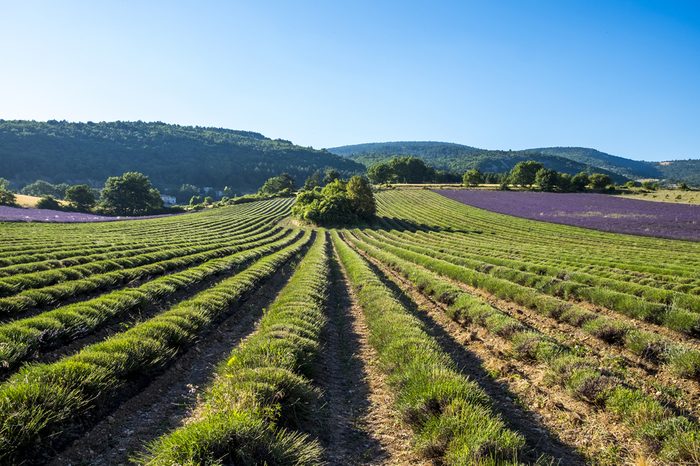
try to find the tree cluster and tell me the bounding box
[463,162,615,192]
[367,156,448,184]
[292,176,376,225]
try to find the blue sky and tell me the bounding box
[1,1,698,161]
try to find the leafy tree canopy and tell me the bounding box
[292,176,376,225]
[36,196,62,210]
[367,156,437,183]
[65,184,97,211]
[258,173,295,196]
[99,172,163,216]
[0,178,16,206]
[509,161,544,187]
[463,169,484,187]
[589,173,613,190]
[21,180,69,199]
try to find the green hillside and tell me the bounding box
[330,141,700,185]
[656,159,700,186]
[525,147,661,179]
[0,120,364,194]
[330,141,626,182]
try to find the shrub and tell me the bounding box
[36,196,62,210]
[462,169,483,187]
[292,177,375,225]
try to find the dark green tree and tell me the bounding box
[323,168,341,185]
[557,173,572,192]
[303,170,324,190]
[100,172,163,216]
[178,184,200,203]
[65,184,96,211]
[346,176,376,218]
[535,168,559,192]
[641,180,659,190]
[571,172,590,191]
[367,162,394,184]
[0,178,16,206]
[463,169,484,187]
[509,161,544,187]
[258,173,295,196]
[589,173,613,190]
[36,195,62,210]
[21,180,68,198]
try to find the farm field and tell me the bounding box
[0,190,699,465]
[616,189,700,206]
[437,189,700,241]
[0,204,178,223]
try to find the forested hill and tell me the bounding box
[330,141,626,182]
[330,141,700,184]
[525,147,661,179]
[0,120,363,193]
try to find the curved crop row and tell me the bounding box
[0,212,278,277]
[0,229,300,372]
[376,191,700,281]
[332,231,525,465]
[0,225,285,317]
[382,228,700,311]
[0,198,292,266]
[344,231,700,463]
[140,232,330,465]
[350,230,700,380]
[365,229,700,335]
[0,214,282,296]
[0,231,311,464]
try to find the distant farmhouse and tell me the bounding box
[160,194,177,206]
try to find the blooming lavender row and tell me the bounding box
[0,206,176,223]
[435,190,700,241]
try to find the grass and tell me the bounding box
[616,189,700,205]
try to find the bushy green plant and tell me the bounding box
[36,195,62,210]
[292,176,375,225]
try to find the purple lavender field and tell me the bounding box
[435,190,700,241]
[0,206,175,223]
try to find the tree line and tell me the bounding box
[0,172,168,216]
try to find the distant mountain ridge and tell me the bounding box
[0,120,364,194]
[330,141,700,185]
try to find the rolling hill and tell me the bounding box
[0,120,364,194]
[330,141,700,185]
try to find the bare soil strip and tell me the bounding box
[357,247,653,465]
[316,249,429,465]
[47,257,302,466]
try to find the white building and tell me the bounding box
[161,195,177,206]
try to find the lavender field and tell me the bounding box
[435,190,700,241]
[0,206,175,223]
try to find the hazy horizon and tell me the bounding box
[1,1,699,162]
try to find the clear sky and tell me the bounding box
[1,1,698,161]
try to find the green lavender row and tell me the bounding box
[0,231,311,464]
[140,232,330,465]
[345,232,700,463]
[332,231,524,465]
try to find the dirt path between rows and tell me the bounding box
[314,247,429,465]
[48,254,303,466]
[352,243,654,465]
